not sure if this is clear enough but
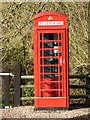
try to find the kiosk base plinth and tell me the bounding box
[34,97,69,109]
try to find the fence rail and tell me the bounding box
[1,73,90,79]
[70,85,86,88]
[0,64,90,108]
[21,97,34,101]
[69,75,90,78]
[20,85,34,88]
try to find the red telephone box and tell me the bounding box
[33,11,69,109]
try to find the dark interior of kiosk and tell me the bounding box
[40,33,62,79]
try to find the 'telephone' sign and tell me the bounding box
[38,21,64,26]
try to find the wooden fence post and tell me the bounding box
[14,64,21,106]
[86,76,90,107]
[3,68,10,107]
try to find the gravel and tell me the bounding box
[0,106,90,119]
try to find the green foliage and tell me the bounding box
[21,79,34,105]
[22,88,34,97]
[1,2,89,75]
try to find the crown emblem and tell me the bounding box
[48,16,53,20]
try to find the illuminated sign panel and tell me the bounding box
[38,21,64,26]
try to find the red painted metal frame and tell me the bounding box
[34,11,69,108]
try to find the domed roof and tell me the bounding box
[34,11,68,19]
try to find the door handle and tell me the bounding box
[63,59,65,63]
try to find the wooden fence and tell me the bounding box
[0,64,90,108]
